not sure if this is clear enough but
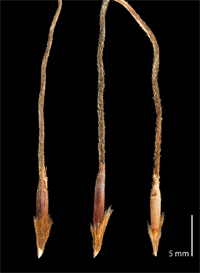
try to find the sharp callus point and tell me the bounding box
[90,163,113,257]
[91,207,113,258]
[34,215,52,258]
[148,174,164,256]
[148,213,164,256]
[34,169,53,258]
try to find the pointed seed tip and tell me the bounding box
[37,247,43,259]
[153,251,158,257]
[93,250,99,258]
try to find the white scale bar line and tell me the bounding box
[191,215,193,257]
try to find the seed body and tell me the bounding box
[36,175,49,218]
[150,175,161,230]
[93,163,105,226]
[34,169,52,258]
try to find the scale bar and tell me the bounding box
[191,215,193,257]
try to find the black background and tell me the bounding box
[1,0,199,272]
